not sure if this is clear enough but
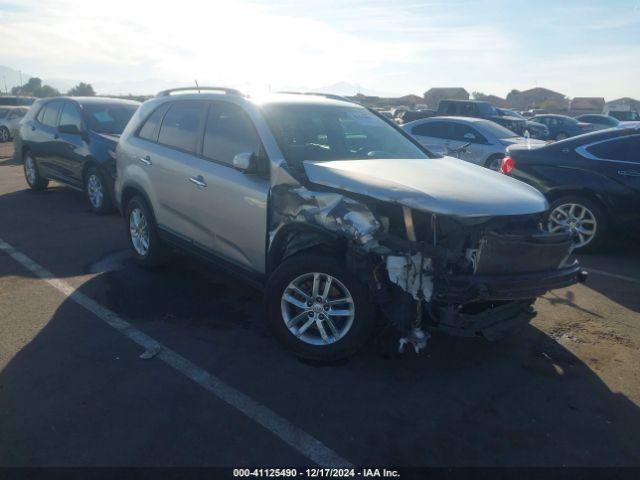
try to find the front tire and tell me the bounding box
[266,253,375,361]
[546,195,607,253]
[125,196,168,267]
[0,127,9,142]
[485,154,504,171]
[84,166,113,214]
[23,152,49,191]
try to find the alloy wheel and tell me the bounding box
[129,207,150,256]
[281,272,355,346]
[24,155,37,185]
[0,128,9,142]
[547,202,597,248]
[87,174,104,208]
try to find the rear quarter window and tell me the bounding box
[138,104,170,142]
[586,136,640,163]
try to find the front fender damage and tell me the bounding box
[267,164,580,355]
[269,183,435,354]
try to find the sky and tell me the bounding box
[0,0,639,99]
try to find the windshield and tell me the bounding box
[262,104,430,164]
[476,119,519,139]
[83,103,138,134]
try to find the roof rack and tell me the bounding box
[155,87,243,98]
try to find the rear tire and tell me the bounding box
[125,196,168,267]
[84,165,113,214]
[23,152,49,191]
[0,127,9,143]
[266,253,375,361]
[546,195,607,253]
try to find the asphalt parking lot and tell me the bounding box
[1,141,639,467]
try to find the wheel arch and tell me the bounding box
[120,183,156,221]
[267,222,345,274]
[545,187,610,215]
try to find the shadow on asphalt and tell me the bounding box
[1,252,640,466]
[0,155,21,167]
[577,239,640,313]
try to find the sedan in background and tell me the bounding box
[530,114,594,140]
[497,108,549,139]
[403,116,546,170]
[575,114,620,131]
[0,106,28,142]
[13,96,140,213]
[501,127,640,252]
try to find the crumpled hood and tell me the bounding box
[303,157,548,217]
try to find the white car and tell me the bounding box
[403,116,546,170]
[0,106,28,142]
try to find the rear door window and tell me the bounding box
[158,101,206,154]
[203,101,260,165]
[42,101,63,127]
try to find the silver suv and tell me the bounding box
[115,88,586,360]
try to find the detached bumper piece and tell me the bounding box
[434,261,585,304]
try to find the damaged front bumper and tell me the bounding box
[433,260,587,304]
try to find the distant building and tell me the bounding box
[348,93,423,109]
[605,97,640,113]
[423,88,469,109]
[506,87,568,110]
[570,97,605,114]
[482,95,507,108]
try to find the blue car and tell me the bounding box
[530,114,594,141]
[14,97,140,213]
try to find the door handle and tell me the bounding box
[618,170,640,177]
[188,175,207,188]
[138,155,152,166]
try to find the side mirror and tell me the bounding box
[232,152,256,173]
[58,124,81,135]
[463,132,476,141]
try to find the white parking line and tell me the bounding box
[587,268,640,285]
[0,237,352,467]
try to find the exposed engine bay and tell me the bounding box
[268,157,586,353]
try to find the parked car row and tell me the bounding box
[0,106,28,142]
[15,96,141,213]
[12,88,587,360]
[402,116,546,170]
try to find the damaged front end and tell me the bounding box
[267,159,586,353]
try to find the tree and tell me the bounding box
[36,85,60,98]
[68,82,96,96]
[10,77,59,97]
[471,91,488,100]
